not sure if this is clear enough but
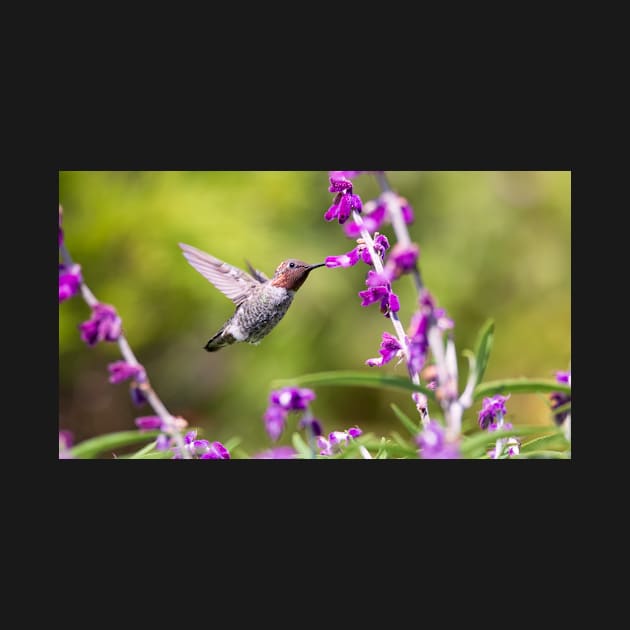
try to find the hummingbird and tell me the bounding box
[179,243,326,351]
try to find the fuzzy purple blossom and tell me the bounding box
[550,370,571,426]
[478,395,510,430]
[416,421,460,459]
[366,332,403,368]
[108,360,146,384]
[271,387,316,411]
[254,446,298,459]
[263,387,317,441]
[134,416,163,431]
[324,175,363,225]
[199,442,231,459]
[59,263,82,302]
[171,430,230,459]
[263,405,288,442]
[359,274,400,316]
[59,430,73,459]
[79,303,122,346]
[317,427,362,456]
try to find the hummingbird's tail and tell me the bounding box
[204,330,237,352]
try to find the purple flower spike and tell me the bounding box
[108,360,146,384]
[79,303,122,347]
[254,446,297,459]
[366,332,402,368]
[134,416,163,431]
[271,387,316,411]
[416,421,460,459]
[200,442,231,459]
[478,395,510,430]
[59,264,82,302]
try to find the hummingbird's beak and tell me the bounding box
[308,263,326,270]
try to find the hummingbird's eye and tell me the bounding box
[289,262,295,268]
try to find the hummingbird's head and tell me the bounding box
[271,259,325,292]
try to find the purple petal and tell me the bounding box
[388,292,400,313]
[134,416,163,431]
[108,361,144,384]
[328,176,354,193]
[347,427,362,439]
[325,247,361,268]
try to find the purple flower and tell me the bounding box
[386,243,420,279]
[416,421,460,459]
[264,388,317,441]
[79,303,122,347]
[108,360,146,384]
[325,247,361,268]
[366,332,403,368]
[400,199,415,224]
[59,263,82,302]
[254,446,298,459]
[263,404,288,442]
[328,175,354,193]
[359,278,400,316]
[199,442,231,459]
[550,370,571,425]
[134,416,163,431]
[324,175,363,225]
[171,430,230,459]
[317,427,362,456]
[271,387,316,411]
[298,416,323,436]
[344,201,386,238]
[478,395,510,430]
[59,430,73,459]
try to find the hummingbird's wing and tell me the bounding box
[179,243,261,306]
[245,260,269,283]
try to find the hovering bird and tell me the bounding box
[179,243,325,351]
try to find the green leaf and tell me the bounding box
[460,426,560,458]
[71,430,161,459]
[271,371,436,401]
[474,379,571,401]
[473,319,494,384]
[391,403,421,436]
[223,436,242,452]
[128,440,158,459]
[291,432,313,459]
[520,432,569,453]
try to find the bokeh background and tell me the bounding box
[59,171,571,456]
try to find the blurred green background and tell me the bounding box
[59,171,571,456]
